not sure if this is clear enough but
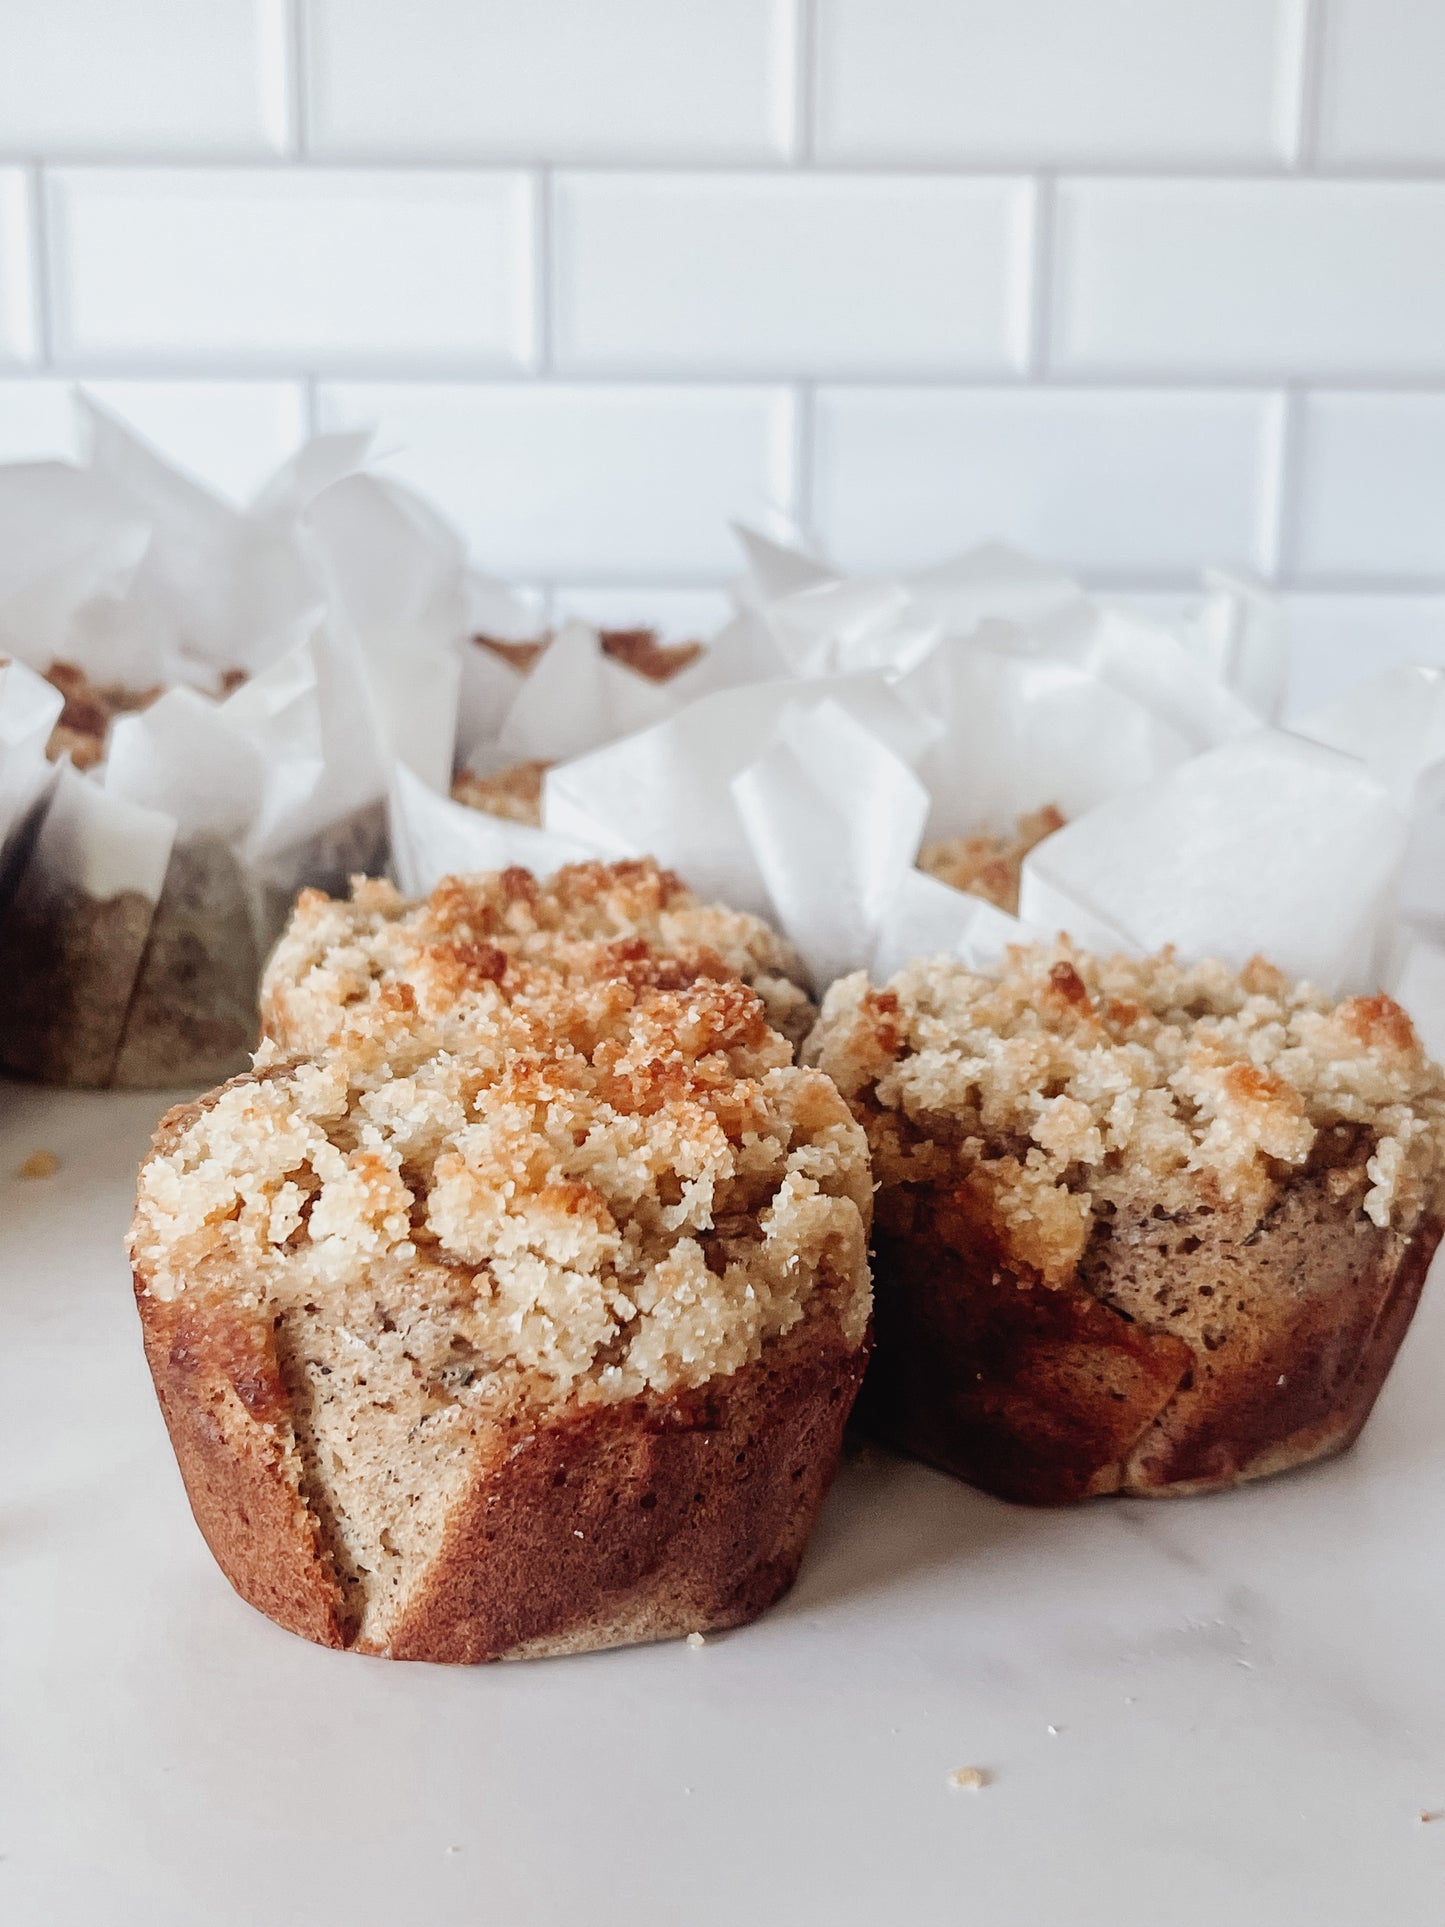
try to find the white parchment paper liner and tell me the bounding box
[395,534,1437,1055]
[0,403,464,1087]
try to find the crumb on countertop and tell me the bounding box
[686,1632,706,1649]
[18,1149,59,1180]
[947,1766,990,1791]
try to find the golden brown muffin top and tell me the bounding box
[473,625,701,685]
[916,804,1065,915]
[807,943,1445,1283]
[451,758,549,826]
[261,859,814,1060]
[41,658,163,770]
[131,972,871,1404]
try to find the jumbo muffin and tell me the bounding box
[130,972,872,1661]
[807,944,1445,1504]
[261,858,816,1056]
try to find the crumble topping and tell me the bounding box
[451,758,549,826]
[36,659,247,771]
[131,974,872,1403]
[261,858,815,1058]
[473,625,701,685]
[917,805,1066,914]
[806,943,1445,1283]
[42,659,163,770]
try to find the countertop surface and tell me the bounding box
[5,1077,1445,1927]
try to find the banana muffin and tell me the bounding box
[474,625,701,685]
[916,805,1065,915]
[261,858,817,1057]
[130,972,872,1660]
[807,944,1445,1503]
[451,758,550,825]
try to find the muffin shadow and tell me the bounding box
[779,1442,1041,1617]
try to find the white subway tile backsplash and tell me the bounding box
[550,585,735,640]
[811,387,1278,576]
[1316,0,1445,165]
[0,381,73,461]
[317,383,795,577]
[1289,393,1445,583]
[1053,180,1445,379]
[1,2,1443,628]
[47,170,535,371]
[1282,595,1445,718]
[306,0,795,160]
[0,0,289,158]
[81,380,311,502]
[0,379,307,499]
[553,173,1032,376]
[815,0,1301,164]
[0,171,37,368]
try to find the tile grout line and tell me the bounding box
[285,0,309,159]
[1025,174,1054,380]
[301,372,320,437]
[535,167,554,376]
[18,361,1445,396]
[13,154,1445,181]
[793,0,818,165]
[26,160,54,369]
[792,380,816,544]
[1260,386,1296,582]
[1289,0,1325,170]
[502,567,1445,598]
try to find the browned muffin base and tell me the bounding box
[136,1276,867,1661]
[860,1163,1441,1505]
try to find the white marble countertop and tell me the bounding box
[5,1077,1445,1926]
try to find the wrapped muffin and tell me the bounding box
[129,970,872,1660]
[0,414,457,1088]
[807,944,1445,1502]
[261,857,817,1055]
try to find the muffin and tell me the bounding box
[41,658,164,770]
[129,972,872,1660]
[261,858,817,1056]
[474,625,701,685]
[807,944,1445,1503]
[451,758,550,825]
[916,805,1065,914]
[0,658,261,1089]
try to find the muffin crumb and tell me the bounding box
[947,1766,990,1791]
[17,1149,59,1180]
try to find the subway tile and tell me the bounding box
[0,378,307,498]
[1053,179,1445,378]
[811,387,1279,577]
[0,0,288,157]
[1281,595,1445,718]
[1291,393,1445,583]
[553,173,1032,375]
[317,383,795,577]
[306,0,794,160]
[815,0,1301,164]
[0,381,73,461]
[1316,0,1445,165]
[0,171,37,368]
[47,169,534,371]
[80,380,309,502]
[549,585,734,640]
